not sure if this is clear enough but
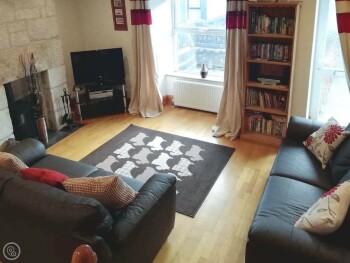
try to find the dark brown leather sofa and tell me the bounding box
[0,138,176,263]
[246,116,350,263]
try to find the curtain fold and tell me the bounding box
[213,0,247,139]
[336,0,350,91]
[128,0,163,117]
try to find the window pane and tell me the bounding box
[174,32,226,74]
[173,0,226,76]
[318,71,349,125]
[175,0,226,29]
[310,0,350,125]
[188,0,200,9]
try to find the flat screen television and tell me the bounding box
[70,48,125,86]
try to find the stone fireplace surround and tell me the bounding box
[0,0,67,143]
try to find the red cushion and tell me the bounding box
[20,168,69,187]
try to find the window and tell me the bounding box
[173,0,226,76]
[309,0,350,125]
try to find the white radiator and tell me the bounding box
[172,79,223,113]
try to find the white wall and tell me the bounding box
[290,0,317,117]
[54,0,135,96]
[54,0,84,92]
[76,0,135,95]
[54,0,317,117]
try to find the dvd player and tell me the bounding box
[89,89,113,100]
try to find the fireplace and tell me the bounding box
[4,78,39,140]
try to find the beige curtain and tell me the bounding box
[336,0,350,91]
[213,0,247,139]
[128,1,163,117]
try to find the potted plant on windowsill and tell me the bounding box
[20,52,48,144]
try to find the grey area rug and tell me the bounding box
[80,124,235,217]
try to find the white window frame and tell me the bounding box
[309,0,349,125]
[171,0,226,76]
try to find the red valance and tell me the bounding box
[131,9,152,25]
[337,13,350,33]
[226,10,247,30]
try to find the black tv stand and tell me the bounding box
[73,84,127,121]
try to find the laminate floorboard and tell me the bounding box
[48,106,278,263]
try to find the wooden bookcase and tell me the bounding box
[241,1,301,146]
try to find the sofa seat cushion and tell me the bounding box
[32,154,98,178]
[253,176,323,225]
[270,139,331,189]
[247,176,350,262]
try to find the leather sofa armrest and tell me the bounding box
[286,116,324,142]
[112,173,176,243]
[6,138,46,166]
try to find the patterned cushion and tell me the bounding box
[295,180,350,234]
[20,168,69,187]
[0,152,28,173]
[63,175,136,209]
[303,117,350,169]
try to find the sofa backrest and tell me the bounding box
[0,175,113,237]
[286,116,324,142]
[6,138,46,166]
[329,124,350,185]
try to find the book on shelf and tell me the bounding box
[249,8,295,35]
[249,42,290,62]
[246,111,287,136]
[246,88,287,111]
[271,115,287,136]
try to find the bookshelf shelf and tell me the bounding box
[248,33,294,39]
[245,106,288,116]
[247,59,291,66]
[242,2,301,146]
[246,81,289,91]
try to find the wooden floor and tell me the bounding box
[48,106,278,263]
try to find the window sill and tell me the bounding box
[166,72,224,83]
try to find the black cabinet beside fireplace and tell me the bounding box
[4,80,39,140]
